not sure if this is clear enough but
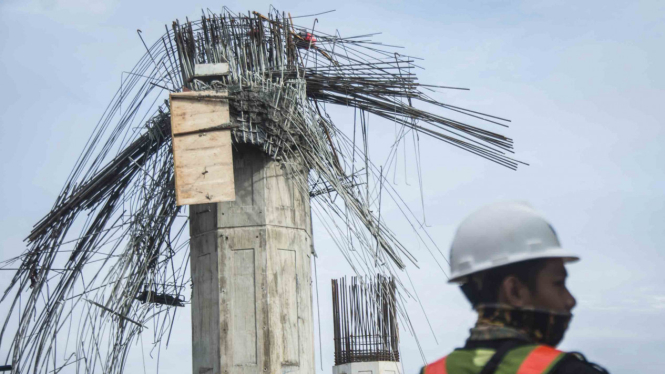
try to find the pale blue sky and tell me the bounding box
[1,0,664,373]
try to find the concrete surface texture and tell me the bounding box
[189,145,315,374]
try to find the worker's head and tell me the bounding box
[448,202,580,312]
[459,257,576,312]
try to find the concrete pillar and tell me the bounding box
[189,145,315,374]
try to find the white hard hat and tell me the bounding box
[448,202,580,283]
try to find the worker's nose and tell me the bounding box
[565,288,576,312]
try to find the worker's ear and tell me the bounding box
[498,276,533,307]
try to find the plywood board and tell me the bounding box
[170,91,230,134]
[170,92,235,206]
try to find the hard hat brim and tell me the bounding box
[447,248,580,284]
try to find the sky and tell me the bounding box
[1,0,664,373]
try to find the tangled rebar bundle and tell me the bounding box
[0,7,523,374]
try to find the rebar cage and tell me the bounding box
[332,275,399,365]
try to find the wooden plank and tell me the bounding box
[172,130,235,205]
[170,91,230,134]
[170,92,235,206]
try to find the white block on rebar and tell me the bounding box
[194,63,230,78]
[170,91,235,206]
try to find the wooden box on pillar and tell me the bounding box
[170,91,235,206]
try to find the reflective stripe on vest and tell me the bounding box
[516,346,562,374]
[423,345,564,374]
[423,356,447,374]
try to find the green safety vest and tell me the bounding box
[423,345,566,374]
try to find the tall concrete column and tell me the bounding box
[189,145,315,374]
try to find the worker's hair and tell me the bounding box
[460,258,549,307]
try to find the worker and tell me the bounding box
[421,202,609,374]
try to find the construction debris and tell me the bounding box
[135,290,185,307]
[0,8,521,374]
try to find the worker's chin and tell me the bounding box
[476,304,572,346]
[525,307,572,347]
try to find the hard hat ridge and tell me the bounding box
[448,201,580,283]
